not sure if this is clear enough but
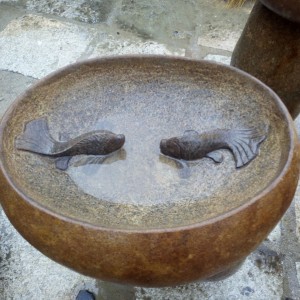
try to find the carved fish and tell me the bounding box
[160,126,268,168]
[16,118,125,170]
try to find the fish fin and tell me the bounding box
[55,156,72,171]
[183,130,199,137]
[15,118,56,155]
[226,125,268,168]
[206,151,224,163]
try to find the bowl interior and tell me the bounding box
[0,57,291,230]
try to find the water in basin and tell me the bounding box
[2,59,289,229]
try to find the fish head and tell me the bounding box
[104,132,125,153]
[160,137,181,159]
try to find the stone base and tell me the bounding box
[96,281,136,300]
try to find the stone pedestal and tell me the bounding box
[96,281,136,300]
[231,1,300,119]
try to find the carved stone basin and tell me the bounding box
[0,56,299,287]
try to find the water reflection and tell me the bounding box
[159,154,191,179]
[71,148,127,168]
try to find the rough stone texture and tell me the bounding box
[90,39,184,57]
[25,0,121,23]
[0,70,36,113]
[0,210,98,299]
[231,1,300,119]
[0,1,300,299]
[0,0,253,53]
[135,225,284,299]
[0,210,287,299]
[204,54,231,65]
[0,4,24,31]
[0,14,94,78]
[136,255,283,299]
[87,25,185,58]
[0,13,183,79]
[197,29,241,52]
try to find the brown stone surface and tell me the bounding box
[0,56,299,287]
[231,1,300,119]
[260,0,300,23]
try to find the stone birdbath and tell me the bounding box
[0,56,299,299]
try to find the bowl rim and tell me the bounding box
[0,54,297,233]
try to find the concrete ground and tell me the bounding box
[0,0,299,299]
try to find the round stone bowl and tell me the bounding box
[0,56,299,287]
[260,0,300,23]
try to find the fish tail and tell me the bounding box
[226,124,269,168]
[15,118,56,155]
